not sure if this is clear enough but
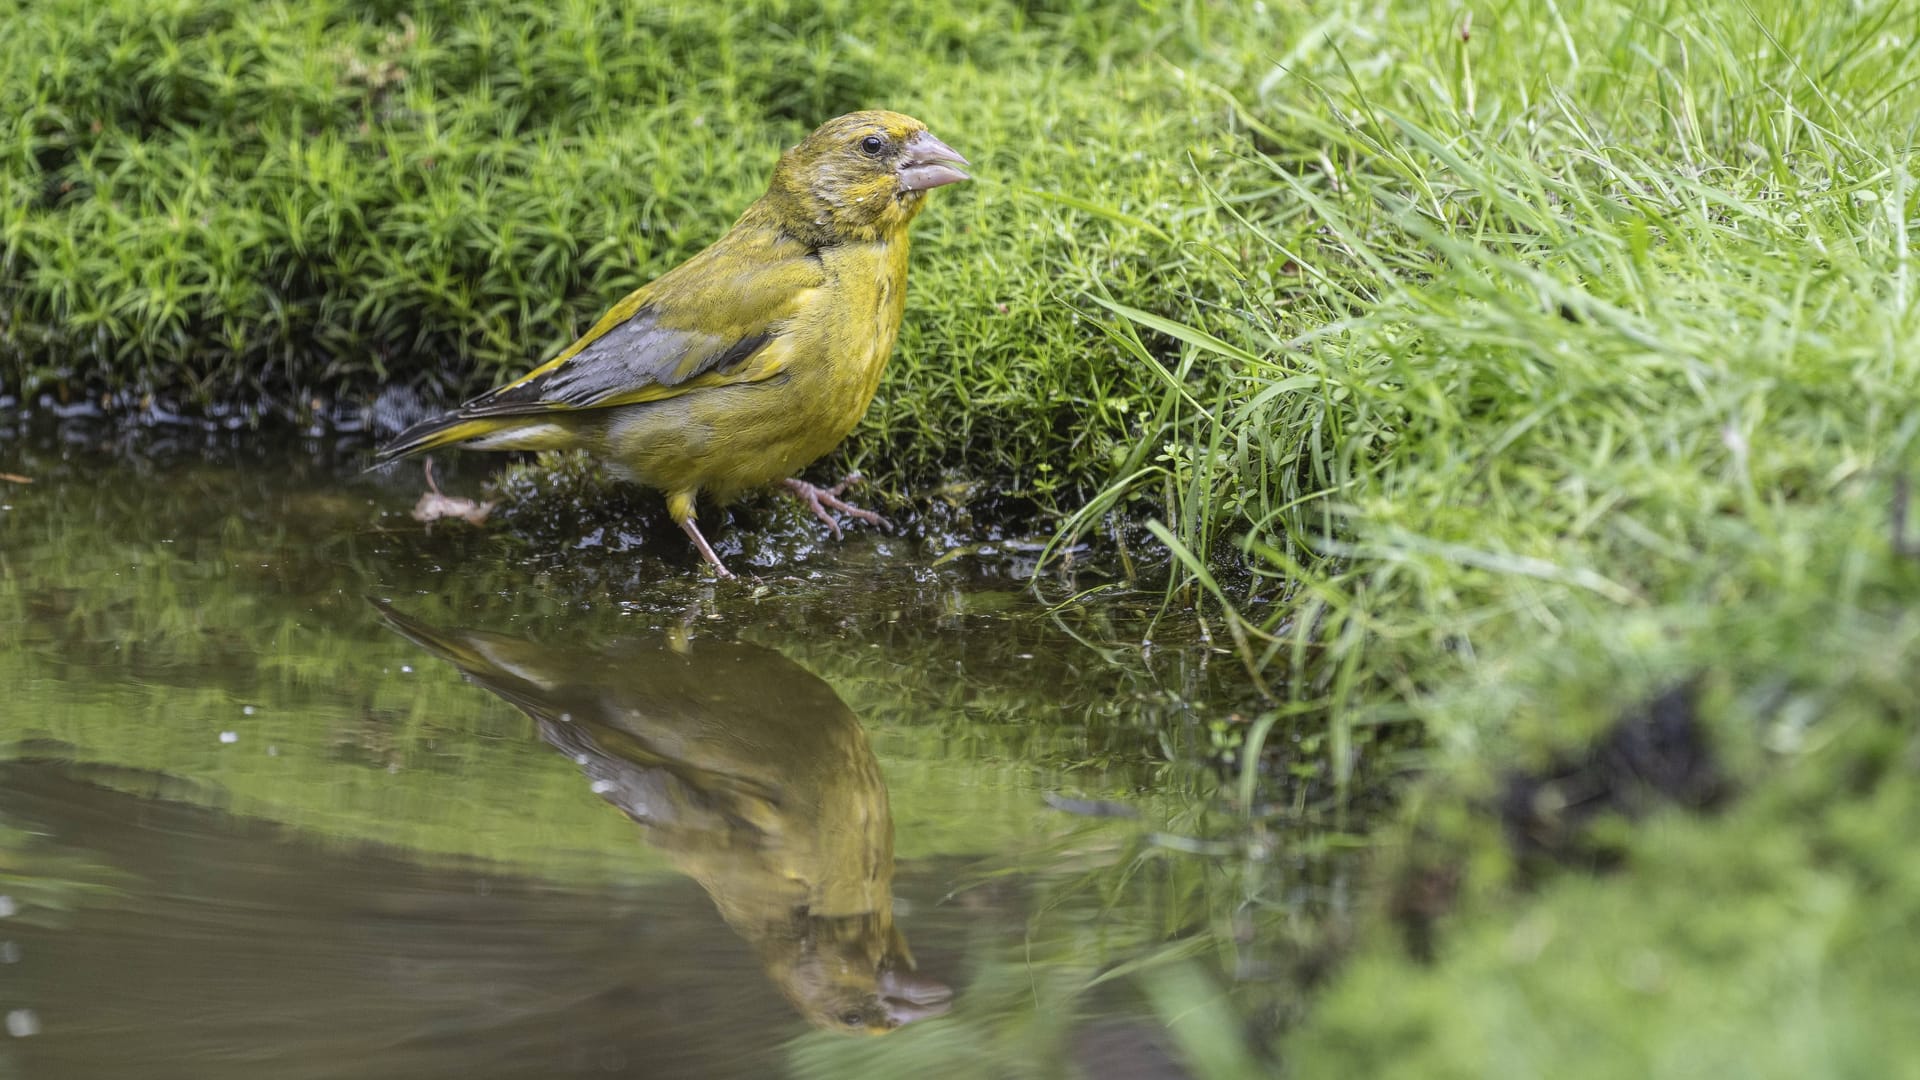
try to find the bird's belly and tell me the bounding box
[601,362,877,500]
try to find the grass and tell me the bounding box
[1291,706,1920,1078]
[1058,0,1920,823]
[1134,2,1920,795]
[1062,0,1920,1073]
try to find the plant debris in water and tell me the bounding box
[409,461,495,527]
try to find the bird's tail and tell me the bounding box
[369,598,502,674]
[372,409,578,464]
[370,598,570,711]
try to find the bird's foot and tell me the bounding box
[784,474,891,541]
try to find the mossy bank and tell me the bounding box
[2,0,1263,512]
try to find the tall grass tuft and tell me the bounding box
[1080,0,1920,786]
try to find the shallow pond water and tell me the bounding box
[0,430,1344,1079]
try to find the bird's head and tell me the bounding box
[770,915,954,1036]
[765,110,969,245]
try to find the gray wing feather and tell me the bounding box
[461,306,771,416]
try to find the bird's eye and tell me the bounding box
[859,135,886,156]
[839,1011,867,1028]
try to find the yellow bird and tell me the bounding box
[374,111,969,578]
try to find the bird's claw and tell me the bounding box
[785,474,891,540]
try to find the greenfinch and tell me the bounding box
[372,600,954,1033]
[375,111,970,577]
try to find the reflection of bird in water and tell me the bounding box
[373,601,952,1034]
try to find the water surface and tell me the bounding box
[0,431,1332,1079]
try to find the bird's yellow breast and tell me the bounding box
[815,233,911,423]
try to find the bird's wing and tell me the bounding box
[457,229,824,416]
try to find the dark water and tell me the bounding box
[0,432,1336,1079]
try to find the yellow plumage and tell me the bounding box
[375,111,969,577]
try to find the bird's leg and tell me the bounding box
[669,491,734,579]
[784,473,891,540]
[678,517,735,579]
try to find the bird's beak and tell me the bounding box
[897,131,970,192]
[877,969,954,1025]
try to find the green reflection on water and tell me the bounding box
[0,437,1327,1077]
[1,441,1221,872]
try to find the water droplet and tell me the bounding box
[0,897,12,918]
[0,941,19,963]
[558,712,573,723]
[400,665,414,674]
[5,1009,38,1038]
[589,780,615,795]
[242,705,256,716]
[219,731,238,744]
[267,746,280,757]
